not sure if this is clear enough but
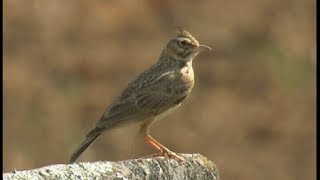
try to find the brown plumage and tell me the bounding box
[69,27,212,163]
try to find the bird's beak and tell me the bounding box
[198,44,213,52]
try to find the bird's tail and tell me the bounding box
[69,127,104,163]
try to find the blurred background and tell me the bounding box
[3,1,316,179]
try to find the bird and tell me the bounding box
[69,27,212,163]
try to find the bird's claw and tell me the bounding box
[143,149,185,162]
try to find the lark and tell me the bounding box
[69,27,212,163]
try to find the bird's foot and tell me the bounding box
[142,134,185,162]
[159,149,185,162]
[144,148,185,162]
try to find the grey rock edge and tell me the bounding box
[3,154,219,180]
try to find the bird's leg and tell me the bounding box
[140,120,184,161]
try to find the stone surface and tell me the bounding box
[3,154,219,180]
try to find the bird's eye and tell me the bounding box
[179,40,189,47]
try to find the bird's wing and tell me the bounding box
[133,71,190,116]
[94,70,190,129]
[94,96,148,129]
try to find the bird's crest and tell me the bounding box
[175,26,199,45]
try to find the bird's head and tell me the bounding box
[165,27,212,62]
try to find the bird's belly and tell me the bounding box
[154,104,181,122]
[178,65,194,91]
